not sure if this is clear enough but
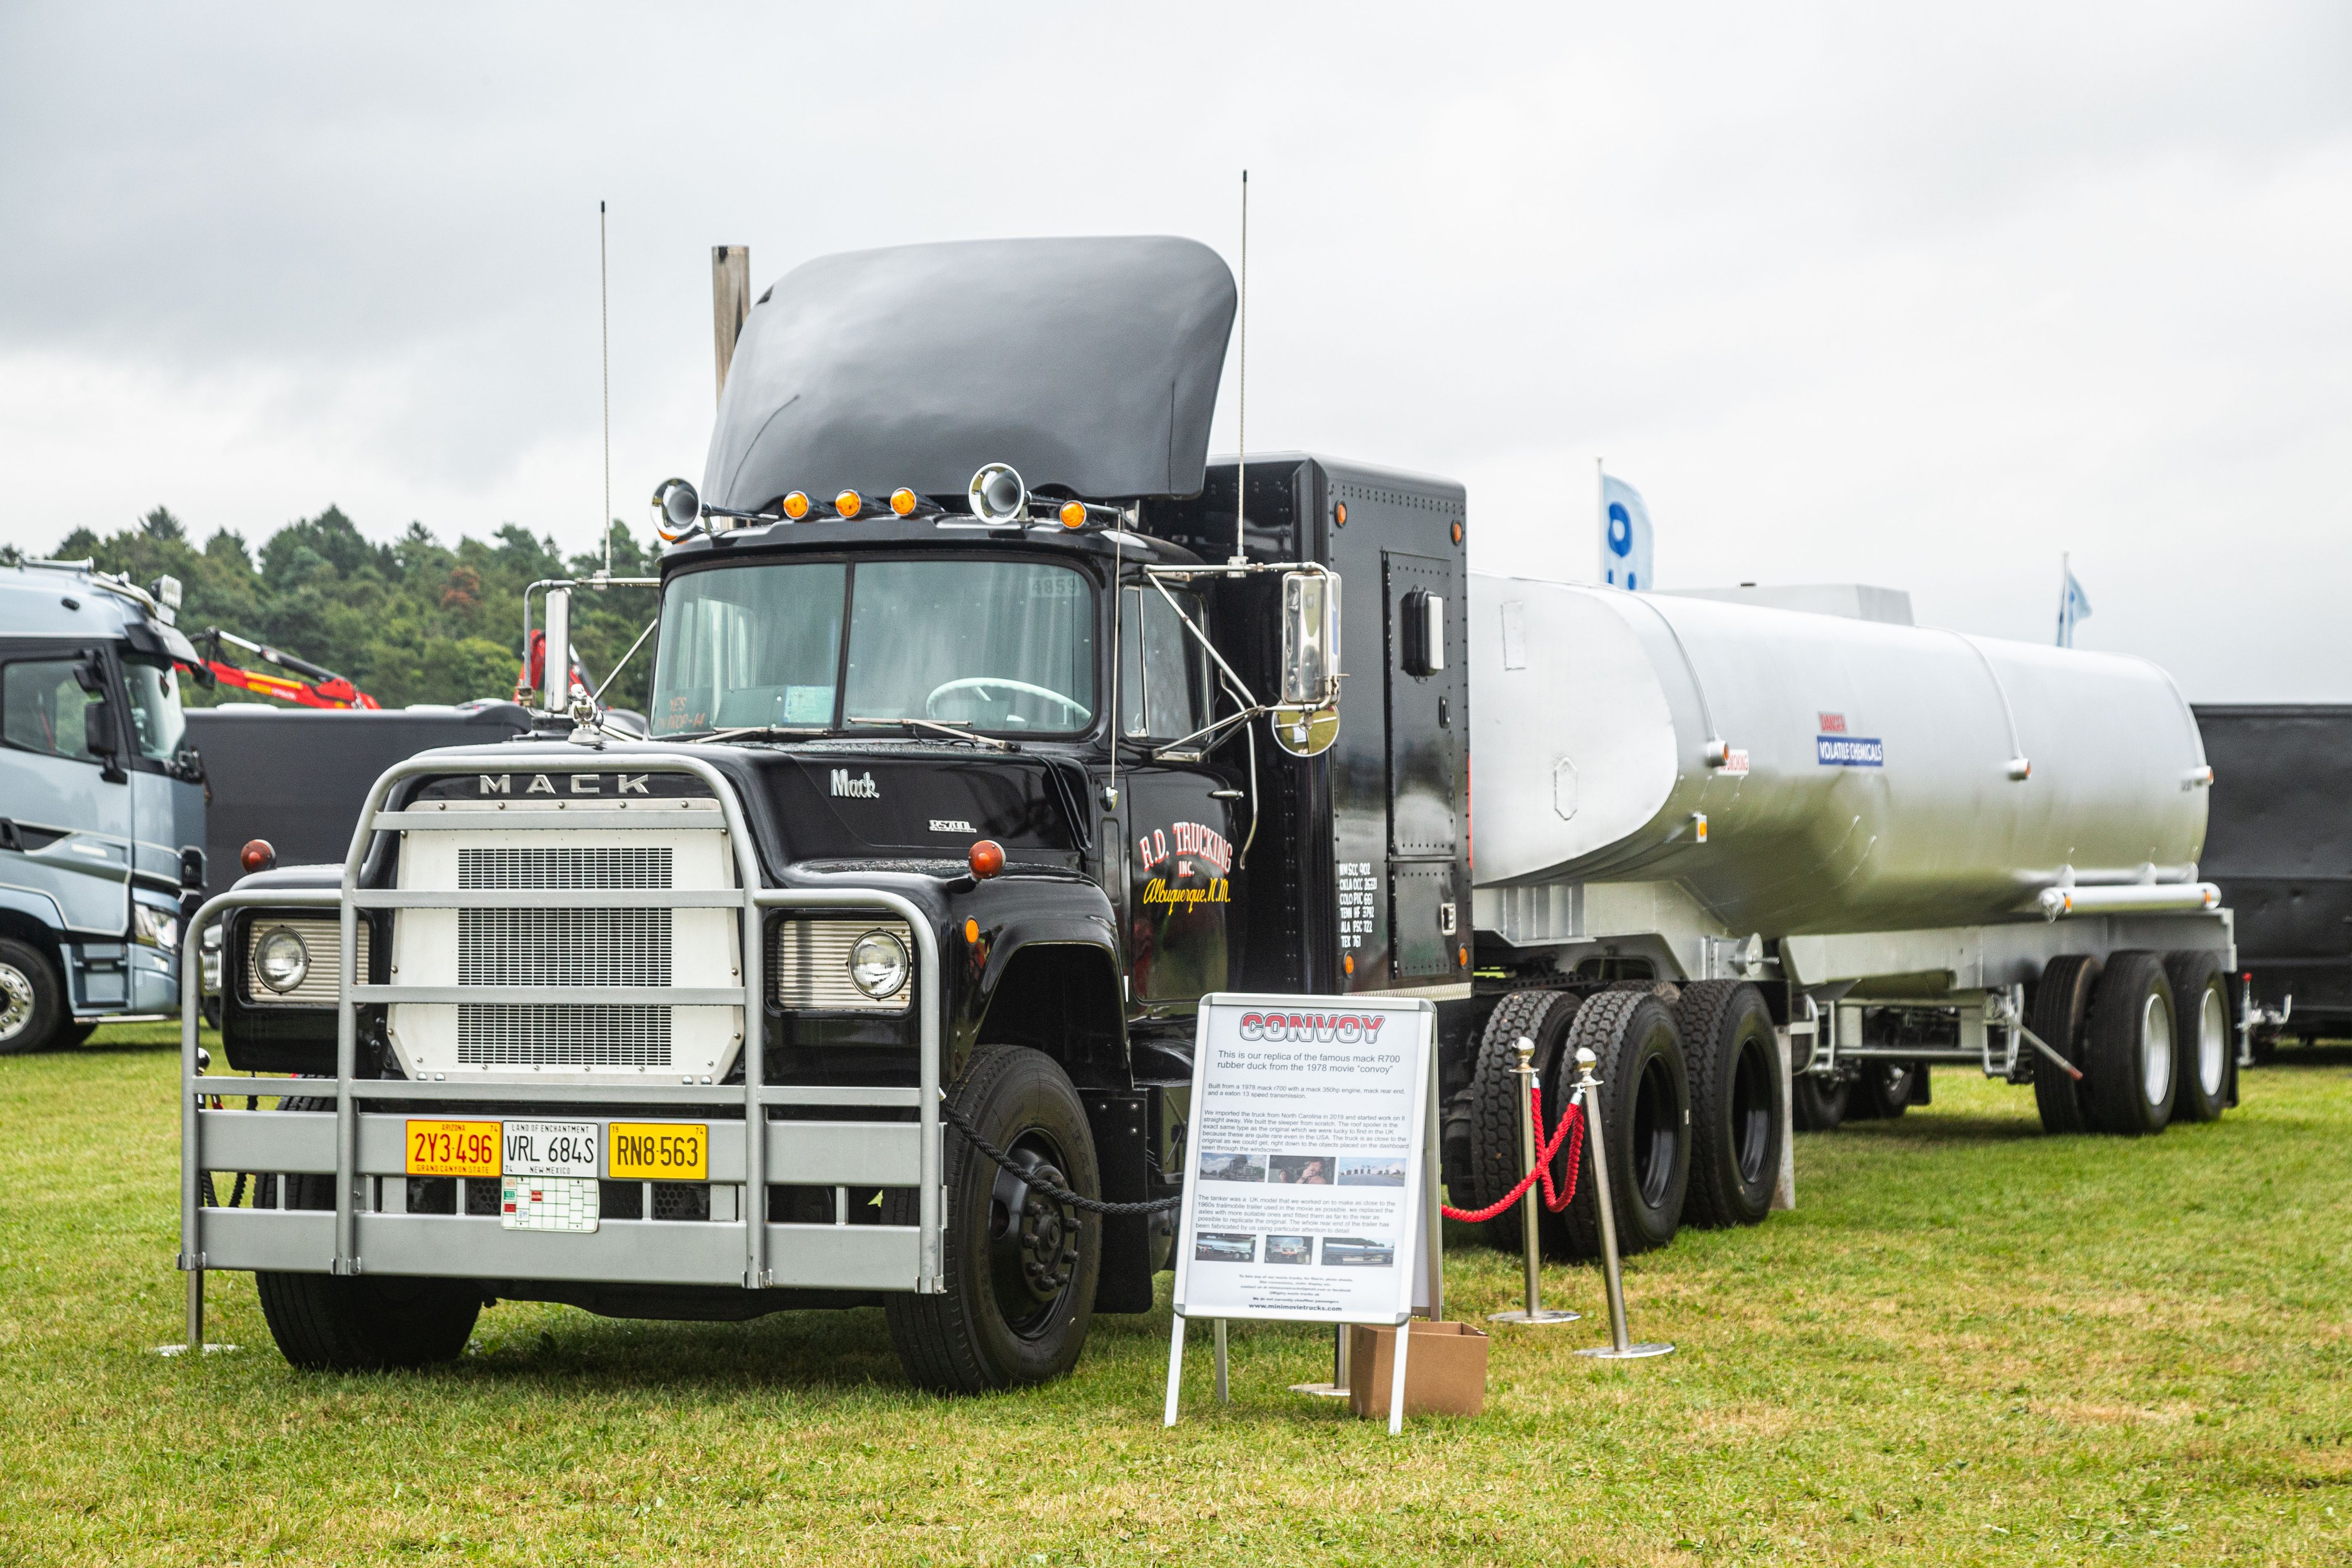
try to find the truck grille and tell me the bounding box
[769,919,915,1012]
[457,1004,673,1067]
[243,917,370,1007]
[458,846,672,889]
[457,908,672,988]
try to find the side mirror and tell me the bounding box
[1279,571,1341,706]
[83,699,118,756]
[1275,571,1342,758]
[651,478,703,542]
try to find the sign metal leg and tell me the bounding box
[1213,1318,1230,1404]
[1162,1313,1187,1427]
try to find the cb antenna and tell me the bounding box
[599,199,612,579]
[1231,169,1248,570]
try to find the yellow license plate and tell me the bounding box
[407,1119,501,1178]
[608,1122,709,1182]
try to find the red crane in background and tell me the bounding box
[195,628,381,710]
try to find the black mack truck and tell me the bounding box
[186,237,1710,1392]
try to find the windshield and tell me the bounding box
[649,559,1095,737]
[121,657,187,760]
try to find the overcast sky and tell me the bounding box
[3,3,2345,698]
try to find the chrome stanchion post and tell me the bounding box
[1573,1046,1673,1360]
[1490,1036,1577,1326]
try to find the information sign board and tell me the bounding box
[1163,993,1441,1433]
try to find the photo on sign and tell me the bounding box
[1268,1153,1334,1186]
[1336,1156,1407,1187]
[1264,1234,1313,1265]
[1320,1236,1395,1268]
[1198,1150,1267,1183]
[1194,1232,1257,1263]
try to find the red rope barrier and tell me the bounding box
[1440,1083,1587,1223]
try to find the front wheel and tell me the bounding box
[885,1046,1101,1393]
[0,938,66,1055]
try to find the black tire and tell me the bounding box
[2165,952,2230,1124]
[1461,989,1581,1253]
[1674,981,1783,1228]
[1556,991,1689,1259]
[2030,955,2100,1134]
[1855,1060,1923,1120]
[1790,1071,1849,1131]
[0,937,66,1055]
[2086,950,2177,1136]
[251,1094,482,1370]
[884,1045,1100,1393]
[60,1021,96,1048]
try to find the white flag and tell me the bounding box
[1600,473,1653,591]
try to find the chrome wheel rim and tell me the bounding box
[0,963,34,1043]
[2141,991,2174,1106]
[2199,985,2227,1097]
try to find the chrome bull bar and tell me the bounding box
[177,748,944,1350]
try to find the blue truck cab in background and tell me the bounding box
[0,557,208,1052]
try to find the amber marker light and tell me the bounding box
[968,839,1005,879]
[891,487,919,516]
[240,838,276,873]
[1058,501,1086,529]
[834,490,863,519]
[1452,521,1464,545]
[964,917,980,944]
[1334,502,1348,526]
[781,491,811,520]
[1344,953,1355,976]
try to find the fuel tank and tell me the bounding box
[1468,574,2211,936]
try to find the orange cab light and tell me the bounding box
[968,839,1005,879]
[1451,521,1464,545]
[1058,501,1086,529]
[891,487,919,517]
[1343,953,1355,976]
[781,491,811,520]
[964,917,980,944]
[1335,502,1349,527]
[834,490,863,519]
[240,838,276,874]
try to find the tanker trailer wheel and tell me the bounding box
[2164,951,2230,1124]
[1857,1060,1924,1120]
[2085,951,2177,1136]
[252,1098,482,1370]
[1461,989,1581,1253]
[1790,1070,1850,1131]
[1674,981,1784,1228]
[883,1045,1100,1394]
[0,938,66,1055]
[1557,990,1690,1259]
[2030,955,2101,1134]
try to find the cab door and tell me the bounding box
[1116,584,1235,1017]
[1382,553,1463,982]
[0,644,134,936]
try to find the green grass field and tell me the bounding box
[2,1029,2346,1565]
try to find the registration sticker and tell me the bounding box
[608,1122,709,1182]
[502,1175,599,1233]
[501,1121,599,1178]
[407,1120,500,1178]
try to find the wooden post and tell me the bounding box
[711,245,751,403]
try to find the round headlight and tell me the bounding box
[254,927,310,993]
[848,931,910,1000]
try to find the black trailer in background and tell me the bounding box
[2193,703,2352,1054]
[183,703,533,887]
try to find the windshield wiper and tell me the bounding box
[845,717,1018,752]
[671,725,831,744]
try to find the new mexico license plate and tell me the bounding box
[501,1120,599,1178]
[608,1122,709,1182]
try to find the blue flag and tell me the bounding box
[1600,474,1653,591]
[2056,558,2092,648]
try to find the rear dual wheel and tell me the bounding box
[2165,951,2231,1124]
[1673,981,1783,1229]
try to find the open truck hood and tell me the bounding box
[704,236,1236,510]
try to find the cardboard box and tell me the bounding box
[1347,1320,1489,1419]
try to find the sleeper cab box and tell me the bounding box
[1347,1320,1490,1419]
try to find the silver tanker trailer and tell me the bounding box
[1448,571,2236,1244]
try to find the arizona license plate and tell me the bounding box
[608,1122,709,1182]
[406,1119,500,1178]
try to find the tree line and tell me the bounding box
[45,506,662,714]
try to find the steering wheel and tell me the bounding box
[924,677,1091,723]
